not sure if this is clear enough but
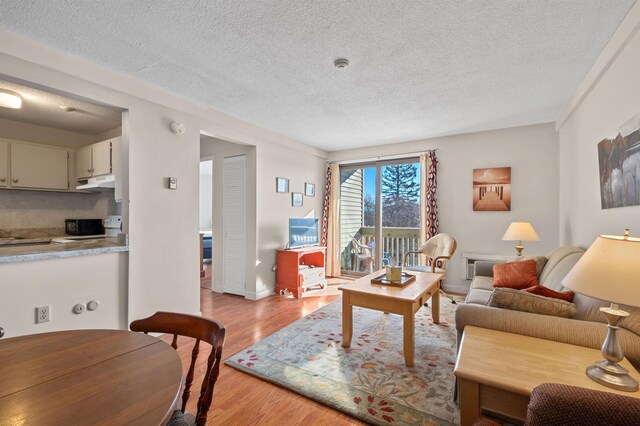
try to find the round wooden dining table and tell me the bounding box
[0,329,183,425]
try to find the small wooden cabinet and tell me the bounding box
[276,246,327,299]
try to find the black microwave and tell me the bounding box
[65,219,104,236]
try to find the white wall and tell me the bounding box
[329,123,559,293]
[557,3,640,247]
[255,142,326,298]
[0,29,327,327]
[0,252,127,338]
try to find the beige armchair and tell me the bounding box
[403,233,457,304]
[403,233,457,277]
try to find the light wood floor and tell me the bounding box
[174,268,366,425]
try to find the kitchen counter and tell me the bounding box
[0,237,128,263]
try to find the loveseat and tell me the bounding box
[455,246,640,370]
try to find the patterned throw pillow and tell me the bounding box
[493,260,539,289]
[524,285,575,302]
[487,288,577,318]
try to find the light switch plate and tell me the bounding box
[168,177,178,190]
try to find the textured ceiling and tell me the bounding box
[0,79,122,135]
[0,1,634,150]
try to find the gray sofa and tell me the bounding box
[455,246,640,370]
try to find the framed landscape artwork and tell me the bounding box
[597,112,640,209]
[473,167,511,211]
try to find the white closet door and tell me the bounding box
[223,155,246,296]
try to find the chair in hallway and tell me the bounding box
[403,233,458,303]
[130,311,226,426]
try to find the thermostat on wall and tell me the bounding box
[168,177,178,190]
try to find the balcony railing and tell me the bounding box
[349,226,421,270]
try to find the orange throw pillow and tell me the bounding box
[493,260,539,289]
[524,285,575,302]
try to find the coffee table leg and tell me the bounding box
[403,303,415,367]
[432,281,441,325]
[458,379,480,426]
[342,293,352,348]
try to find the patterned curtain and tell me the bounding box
[321,163,341,277]
[425,150,439,240]
[321,165,331,246]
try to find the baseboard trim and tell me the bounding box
[245,288,275,301]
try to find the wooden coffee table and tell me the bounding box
[454,326,640,426]
[338,269,442,367]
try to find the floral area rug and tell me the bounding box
[225,298,460,425]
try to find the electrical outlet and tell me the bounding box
[73,303,86,315]
[36,305,51,324]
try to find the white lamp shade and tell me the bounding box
[562,235,640,307]
[502,222,540,241]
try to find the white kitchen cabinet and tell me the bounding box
[10,143,68,190]
[76,145,92,180]
[0,140,7,187]
[76,138,115,180]
[92,139,112,176]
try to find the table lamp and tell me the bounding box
[561,229,640,392]
[502,222,540,256]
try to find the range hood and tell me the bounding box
[76,175,116,191]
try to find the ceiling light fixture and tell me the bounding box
[0,89,22,109]
[59,105,77,112]
[334,58,350,69]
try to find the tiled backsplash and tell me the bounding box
[0,190,117,229]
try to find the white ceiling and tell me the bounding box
[0,79,123,135]
[0,1,634,150]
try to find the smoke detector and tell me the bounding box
[334,58,350,69]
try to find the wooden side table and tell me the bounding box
[454,326,640,426]
[275,246,326,298]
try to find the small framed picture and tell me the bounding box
[292,192,303,206]
[276,177,289,193]
[305,182,315,197]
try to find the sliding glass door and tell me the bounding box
[339,158,420,275]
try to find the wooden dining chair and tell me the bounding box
[130,311,226,426]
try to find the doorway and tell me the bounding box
[339,158,421,275]
[200,134,255,298]
[199,158,213,290]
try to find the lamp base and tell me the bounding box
[586,360,639,392]
[515,242,524,256]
